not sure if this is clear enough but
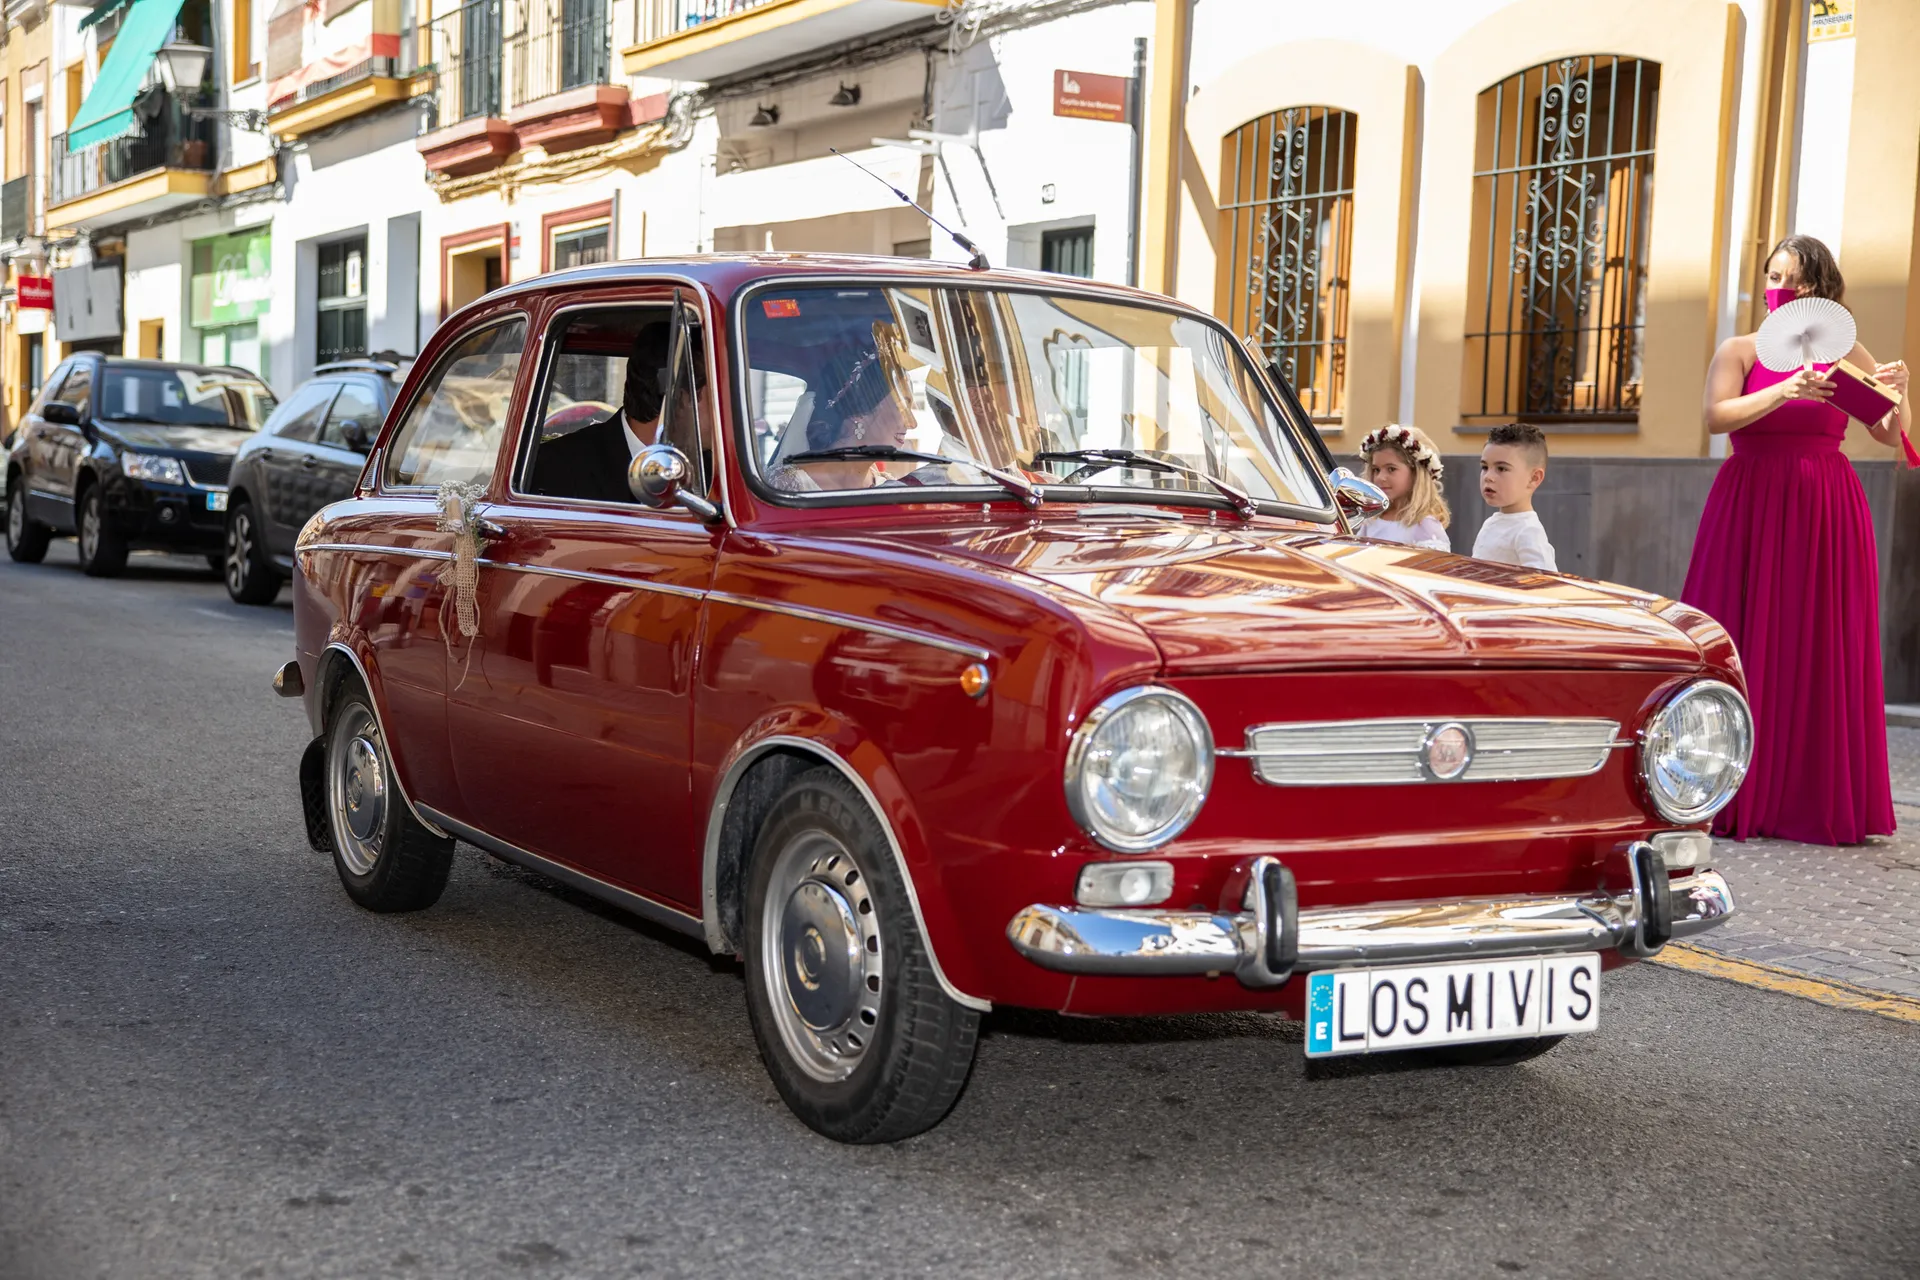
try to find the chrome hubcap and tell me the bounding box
[226,512,251,593]
[761,832,883,1083]
[6,488,21,544]
[79,499,98,561]
[328,703,387,876]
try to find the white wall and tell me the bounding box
[1793,29,1855,253]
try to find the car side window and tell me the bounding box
[53,361,92,414]
[319,382,381,450]
[268,382,338,444]
[35,361,73,414]
[385,318,527,490]
[521,305,715,504]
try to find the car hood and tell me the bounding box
[840,517,1708,673]
[101,422,253,454]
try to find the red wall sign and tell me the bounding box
[17,275,52,309]
[1053,70,1132,124]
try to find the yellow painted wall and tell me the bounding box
[1413,0,1740,457]
[1178,40,1418,448]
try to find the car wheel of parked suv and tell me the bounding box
[743,765,981,1143]
[5,476,50,563]
[74,485,127,578]
[324,682,454,912]
[224,500,281,604]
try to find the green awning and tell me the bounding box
[77,0,133,31]
[67,0,191,151]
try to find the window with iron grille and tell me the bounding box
[317,236,369,365]
[1463,55,1659,423]
[1218,106,1354,423]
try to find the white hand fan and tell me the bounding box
[1755,296,1856,372]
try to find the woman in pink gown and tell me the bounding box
[1683,236,1911,843]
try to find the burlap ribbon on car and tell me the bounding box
[434,480,490,688]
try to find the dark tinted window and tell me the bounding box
[53,361,92,412]
[268,381,339,443]
[319,381,382,448]
[99,367,275,428]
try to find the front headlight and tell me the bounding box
[121,452,187,484]
[1064,687,1214,852]
[1641,679,1753,823]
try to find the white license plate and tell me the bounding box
[1305,953,1599,1057]
[206,491,229,512]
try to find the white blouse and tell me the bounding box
[1353,514,1451,552]
[1471,510,1558,571]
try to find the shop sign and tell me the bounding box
[191,229,273,328]
[17,275,53,309]
[1808,1,1854,41]
[1053,70,1132,124]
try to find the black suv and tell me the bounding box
[5,356,276,576]
[222,360,402,603]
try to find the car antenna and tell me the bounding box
[829,147,990,270]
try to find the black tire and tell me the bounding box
[223,500,281,603]
[323,682,454,912]
[5,475,50,563]
[743,766,980,1143]
[1421,1035,1565,1067]
[74,484,127,577]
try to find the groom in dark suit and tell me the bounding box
[530,318,704,504]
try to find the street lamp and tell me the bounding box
[154,41,212,94]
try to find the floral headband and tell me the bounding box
[1359,424,1444,478]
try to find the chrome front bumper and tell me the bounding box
[1006,852,1734,990]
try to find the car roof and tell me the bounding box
[478,252,1176,313]
[313,359,402,376]
[93,356,267,380]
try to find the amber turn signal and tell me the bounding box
[959,663,991,698]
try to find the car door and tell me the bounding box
[18,359,73,527]
[33,360,93,528]
[445,295,720,910]
[257,381,338,548]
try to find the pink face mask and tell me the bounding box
[1765,287,1798,312]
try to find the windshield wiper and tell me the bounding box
[1030,448,1258,520]
[782,445,1042,509]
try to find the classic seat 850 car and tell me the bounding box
[280,255,1749,1143]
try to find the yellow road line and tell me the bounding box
[1653,944,1920,1025]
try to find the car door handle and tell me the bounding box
[476,517,509,540]
[300,456,318,469]
[258,447,275,461]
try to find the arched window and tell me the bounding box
[1463,55,1659,422]
[1218,107,1356,422]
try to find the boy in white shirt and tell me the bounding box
[1472,423,1558,571]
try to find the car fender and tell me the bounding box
[702,707,991,1012]
[310,637,450,840]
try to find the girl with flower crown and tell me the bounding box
[1353,424,1451,551]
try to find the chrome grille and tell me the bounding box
[1234,717,1623,786]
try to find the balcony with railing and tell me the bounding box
[621,0,947,83]
[0,173,43,243]
[264,0,423,139]
[48,94,218,231]
[420,0,633,176]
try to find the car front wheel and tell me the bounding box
[5,476,50,563]
[743,765,981,1143]
[224,501,281,603]
[324,684,454,912]
[75,485,127,577]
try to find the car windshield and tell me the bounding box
[740,283,1329,513]
[99,367,276,429]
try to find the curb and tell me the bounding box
[1890,704,1920,729]
[1653,943,1920,1025]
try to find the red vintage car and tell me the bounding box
[278,255,1749,1142]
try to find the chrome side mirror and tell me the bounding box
[629,443,720,522]
[1329,466,1388,520]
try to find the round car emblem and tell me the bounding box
[1422,722,1474,781]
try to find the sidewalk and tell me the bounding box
[1683,724,1920,1001]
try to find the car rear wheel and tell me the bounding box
[224,501,281,604]
[75,485,127,578]
[743,765,980,1143]
[5,476,50,563]
[324,686,453,912]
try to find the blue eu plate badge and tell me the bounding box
[1306,972,1336,1055]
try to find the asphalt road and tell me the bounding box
[3,544,1918,1280]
